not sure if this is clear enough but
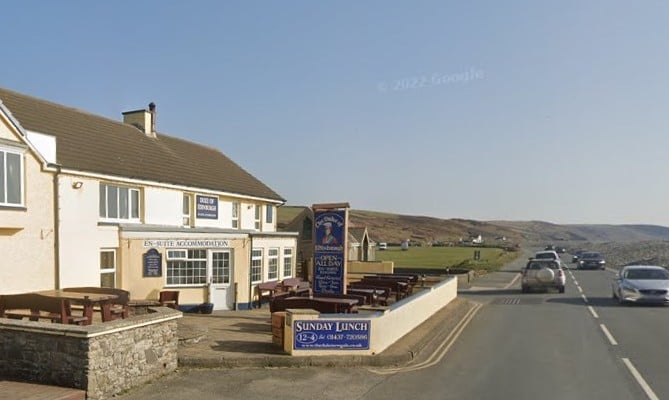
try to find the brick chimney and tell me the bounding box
[122,103,156,138]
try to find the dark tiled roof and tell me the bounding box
[0,87,284,202]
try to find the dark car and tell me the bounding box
[578,251,606,270]
[571,250,585,263]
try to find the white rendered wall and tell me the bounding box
[58,177,119,288]
[0,118,55,293]
[144,187,181,226]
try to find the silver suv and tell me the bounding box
[521,259,566,293]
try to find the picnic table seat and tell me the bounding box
[0,293,88,325]
[159,290,180,309]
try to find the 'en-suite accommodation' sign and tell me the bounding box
[196,195,218,219]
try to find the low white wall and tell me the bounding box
[286,277,458,356]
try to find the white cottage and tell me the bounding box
[0,87,297,310]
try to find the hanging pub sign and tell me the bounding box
[313,204,349,295]
[196,195,218,219]
[143,248,162,277]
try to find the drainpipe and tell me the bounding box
[248,235,254,310]
[50,164,61,289]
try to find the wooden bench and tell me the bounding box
[0,293,88,325]
[63,287,130,320]
[347,283,393,305]
[270,296,356,314]
[358,277,411,300]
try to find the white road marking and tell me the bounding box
[577,286,584,293]
[622,358,660,400]
[600,324,618,345]
[503,273,521,290]
[587,306,599,319]
[573,280,579,286]
[369,303,483,375]
[581,294,589,303]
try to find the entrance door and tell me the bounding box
[210,251,233,310]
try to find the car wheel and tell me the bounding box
[617,292,627,305]
[558,286,565,294]
[521,285,528,293]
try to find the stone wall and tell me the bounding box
[0,307,181,400]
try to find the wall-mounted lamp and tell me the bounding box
[72,181,83,189]
[247,204,253,209]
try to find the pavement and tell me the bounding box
[176,268,520,370]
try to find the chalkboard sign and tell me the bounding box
[143,248,162,277]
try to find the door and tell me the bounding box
[210,250,233,310]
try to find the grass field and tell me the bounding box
[375,246,519,271]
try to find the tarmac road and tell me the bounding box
[118,253,669,400]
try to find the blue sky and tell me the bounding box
[2,1,668,225]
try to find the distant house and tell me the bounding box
[348,227,375,262]
[471,234,483,244]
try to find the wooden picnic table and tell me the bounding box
[301,296,358,313]
[36,290,118,325]
[347,288,386,306]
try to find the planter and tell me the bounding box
[199,303,214,314]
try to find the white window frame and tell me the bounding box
[265,205,274,224]
[254,205,261,230]
[166,249,207,287]
[251,248,263,283]
[99,183,140,222]
[283,248,293,278]
[100,249,117,288]
[182,193,192,227]
[231,201,239,228]
[0,145,25,207]
[267,248,279,280]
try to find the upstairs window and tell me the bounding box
[231,201,239,228]
[0,147,24,207]
[99,183,140,221]
[265,205,274,224]
[254,205,261,230]
[182,194,192,226]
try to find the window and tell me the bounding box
[283,248,293,278]
[254,205,261,230]
[100,249,116,288]
[99,183,140,221]
[212,251,231,284]
[182,194,192,226]
[0,147,24,206]
[231,201,239,228]
[251,249,263,283]
[166,249,207,286]
[266,205,274,224]
[268,248,279,280]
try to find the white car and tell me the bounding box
[534,250,561,262]
[522,259,566,293]
[612,265,669,305]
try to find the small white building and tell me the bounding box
[0,87,297,310]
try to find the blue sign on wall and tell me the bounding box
[143,248,162,277]
[293,319,370,350]
[313,210,346,294]
[196,195,218,219]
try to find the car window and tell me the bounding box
[625,269,669,280]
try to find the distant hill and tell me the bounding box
[279,206,669,245]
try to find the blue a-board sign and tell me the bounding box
[293,319,370,350]
[313,210,346,294]
[196,195,218,219]
[143,248,162,277]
